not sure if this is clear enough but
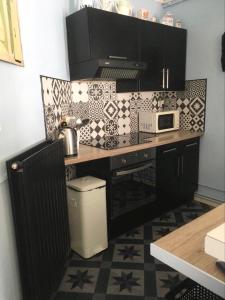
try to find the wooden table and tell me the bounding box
[150,204,225,298]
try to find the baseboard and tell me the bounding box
[194,193,221,208]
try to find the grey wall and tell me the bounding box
[0,1,70,299]
[166,0,225,201]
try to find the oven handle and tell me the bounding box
[114,162,153,177]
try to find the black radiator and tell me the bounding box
[7,139,70,300]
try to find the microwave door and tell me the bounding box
[158,114,174,130]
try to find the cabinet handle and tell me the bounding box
[166,68,169,89]
[162,68,165,89]
[181,155,184,176]
[163,147,176,154]
[108,55,127,60]
[177,156,180,177]
[185,142,198,148]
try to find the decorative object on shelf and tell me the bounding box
[161,11,174,26]
[151,16,157,22]
[115,0,132,16]
[154,0,188,7]
[137,8,150,21]
[78,0,94,9]
[98,0,115,11]
[0,0,23,66]
[175,19,182,28]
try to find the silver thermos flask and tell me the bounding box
[58,121,78,156]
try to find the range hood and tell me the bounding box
[69,58,147,81]
[66,7,147,81]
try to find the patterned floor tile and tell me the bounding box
[118,226,144,240]
[152,212,176,224]
[113,244,144,264]
[107,269,144,296]
[54,201,211,300]
[156,271,185,298]
[151,226,177,241]
[58,267,99,293]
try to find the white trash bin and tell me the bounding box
[67,176,108,258]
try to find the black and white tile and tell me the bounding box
[90,119,106,140]
[71,81,89,103]
[41,76,72,138]
[104,101,119,120]
[54,201,211,300]
[118,117,131,135]
[79,123,91,142]
[117,99,130,119]
[89,100,105,120]
[105,119,119,136]
[176,79,207,132]
[42,76,207,141]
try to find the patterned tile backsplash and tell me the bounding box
[41,76,207,141]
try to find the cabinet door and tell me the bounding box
[163,26,187,91]
[88,8,139,60]
[179,139,199,201]
[156,144,180,209]
[139,21,164,91]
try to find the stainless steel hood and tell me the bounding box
[69,58,147,81]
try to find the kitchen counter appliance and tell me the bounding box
[81,132,157,150]
[139,110,180,133]
[77,147,157,238]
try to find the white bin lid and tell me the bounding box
[67,176,106,192]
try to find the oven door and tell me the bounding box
[110,161,156,220]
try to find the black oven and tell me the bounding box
[77,148,157,238]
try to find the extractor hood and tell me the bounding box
[66,7,147,81]
[69,58,147,81]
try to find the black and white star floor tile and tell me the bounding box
[54,201,211,300]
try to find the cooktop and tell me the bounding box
[80,132,157,150]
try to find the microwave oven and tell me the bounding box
[139,110,180,133]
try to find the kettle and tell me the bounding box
[58,121,78,156]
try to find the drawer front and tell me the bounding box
[110,148,156,170]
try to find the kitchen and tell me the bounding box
[0,0,224,300]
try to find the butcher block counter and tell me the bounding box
[65,131,203,166]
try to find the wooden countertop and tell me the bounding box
[65,131,203,166]
[151,204,225,298]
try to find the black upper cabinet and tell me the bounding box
[88,8,139,61]
[163,26,187,91]
[66,7,139,64]
[139,21,187,91]
[67,8,187,91]
[139,21,164,91]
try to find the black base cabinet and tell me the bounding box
[156,137,200,210]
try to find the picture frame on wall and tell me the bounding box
[0,0,23,66]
